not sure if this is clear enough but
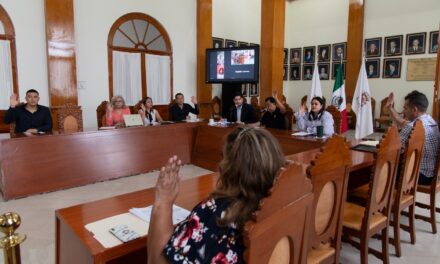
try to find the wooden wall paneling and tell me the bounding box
[345,0,365,98]
[44,0,78,106]
[0,5,19,132]
[433,23,440,123]
[260,0,285,106]
[196,0,213,118]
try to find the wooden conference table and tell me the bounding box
[0,122,324,200]
[55,134,374,264]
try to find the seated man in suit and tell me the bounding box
[4,89,52,134]
[229,92,256,124]
[385,90,440,185]
[170,93,199,121]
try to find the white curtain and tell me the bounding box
[145,54,171,105]
[0,40,13,109]
[112,50,142,105]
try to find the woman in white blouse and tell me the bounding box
[295,96,335,135]
[138,97,163,125]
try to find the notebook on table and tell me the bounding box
[351,140,379,153]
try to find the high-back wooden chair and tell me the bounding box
[243,162,314,264]
[342,127,401,264]
[306,136,351,264]
[57,103,83,134]
[375,97,393,131]
[282,94,294,130]
[325,105,342,134]
[250,96,262,121]
[414,144,440,234]
[391,120,425,256]
[96,101,108,127]
[211,96,222,120]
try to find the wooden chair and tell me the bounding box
[282,94,294,130]
[211,96,222,120]
[9,122,17,138]
[325,105,342,134]
[250,96,262,121]
[57,103,83,134]
[243,162,314,264]
[375,97,393,132]
[414,145,440,234]
[342,126,401,264]
[306,136,351,264]
[96,101,108,127]
[350,121,425,257]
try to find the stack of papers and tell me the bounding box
[84,204,191,248]
[292,132,314,136]
[359,140,379,147]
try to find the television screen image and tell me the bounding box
[206,46,259,83]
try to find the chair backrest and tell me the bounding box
[250,96,262,121]
[364,127,401,226]
[243,162,314,264]
[211,96,222,119]
[306,136,351,262]
[9,103,24,138]
[380,97,392,117]
[325,105,342,134]
[396,120,425,200]
[57,103,83,134]
[132,99,144,115]
[96,101,108,127]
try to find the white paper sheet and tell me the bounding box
[291,132,314,136]
[359,140,379,147]
[129,205,191,225]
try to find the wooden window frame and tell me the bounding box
[107,12,173,103]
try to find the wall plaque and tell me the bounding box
[406,58,436,81]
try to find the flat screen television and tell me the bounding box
[205,46,259,83]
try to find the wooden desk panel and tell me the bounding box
[0,123,199,200]
[56,173,218,264]
[192,125,325,171]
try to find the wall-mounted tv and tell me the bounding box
[206,46,259,83]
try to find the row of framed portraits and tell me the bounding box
[241,83,259,97]
[283,31,439,65]
[212,38,258,49]
[283,58,403,81]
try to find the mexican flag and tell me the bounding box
[331,64,348,133]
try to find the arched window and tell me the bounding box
[0,5,18,110]
[108,13,173,105]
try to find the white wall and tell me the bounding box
[283,0,349,111]
[0,0,196,129]
[283,0,440,117]
[212,0,261,99]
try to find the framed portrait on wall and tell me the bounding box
[290,48,301,64]
[384,35,403,57]
[303,64,314,80]
[303,46,315,63]
[283,65,288,80]
[318,63,330,80]
[365,59,380,78]
[406,32,426,55]
[212,37,224,49]
[429,31,439,54]
[365,37,382,58]
[238,41,249,47]
[249,83,259,97]
[290,65,301,80]
[383,58,402,78]
[318,44,331,62]
[332,62,346,79]
[225,39,237,48]
[241,83,248,97]
[332,42,346,61]
[283,48,288,65]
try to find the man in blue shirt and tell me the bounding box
[5,89,52,134]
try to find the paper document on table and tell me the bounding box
[292,132,314,136]
[85,213,148,248]
[359,140,379,147]
[129,205,191,225]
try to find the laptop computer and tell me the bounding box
[123,114,144,127]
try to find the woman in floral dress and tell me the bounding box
[147,127,287,263]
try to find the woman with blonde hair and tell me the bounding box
[105,95,131,126]
[148,127,286,263]
[138,97,163,125]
